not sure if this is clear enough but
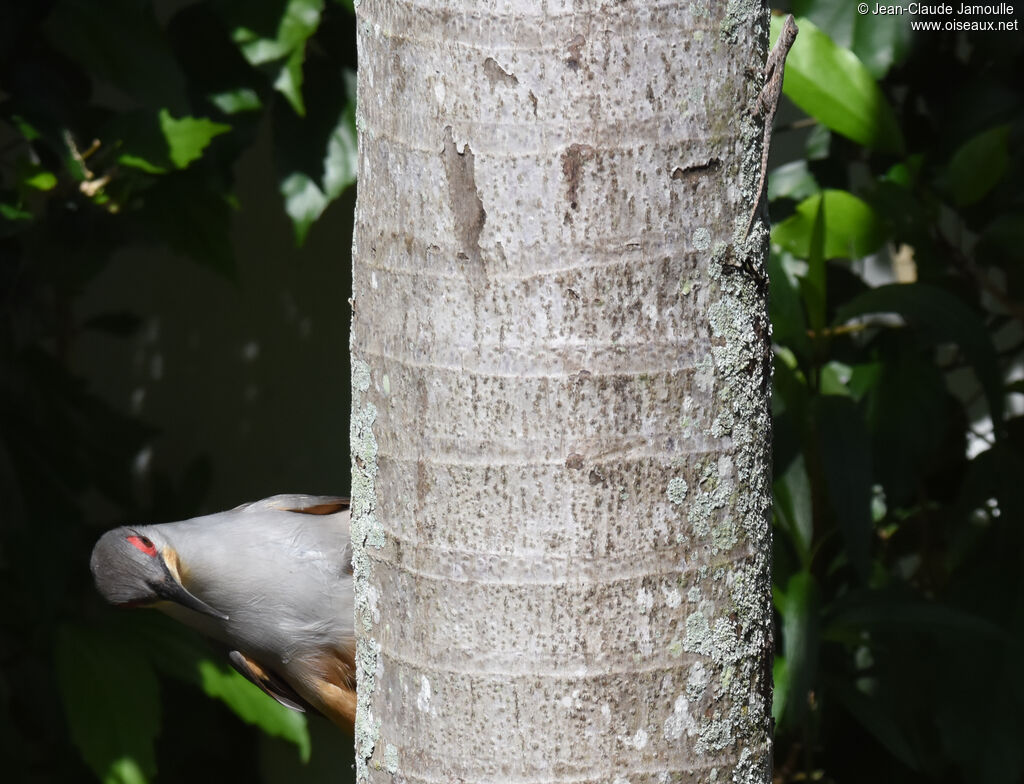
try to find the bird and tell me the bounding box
[89,495,355,731]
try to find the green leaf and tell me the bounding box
[127,613,311,761]
[276,99,357,245]
[767,248,812,361]
[118,155,168,175]
[158,110,231,169]
[847,361,881,401]
[773,352,811,425]
[55,625,160,784]
[804,123,832,160]
[164,2,267,118]
[772,655,790,724]
[814,394,873,580]
[323,70,358,199]
[268,22,355,243]
[108,759,149,784]
[801,191,828,335]
[768,160,819,202]
[773,189,886,260]
[884,162,913,187]
[939,125,1010,207]
[18,159,58,191]
[1,201,33,225]
[27,170,58,190]
[209,88,263,114]
[774,454,814,564]
[108,110,173,173]
[233,26,292,64]
[259,713,357,783]
[280,171,328,245]
[274,0,326,114]
[278,0,327,50]
[11,114,42,141]
[835,283,1004,427]
[776,15,903,153]
[774,571,820,728]
[198,660,311,761]
[273,47,307,116]
[791,0,913,78]
[820,361,853,396]
[849,8,912,79]
[229,0,325,115]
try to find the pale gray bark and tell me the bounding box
[351,1,774,782]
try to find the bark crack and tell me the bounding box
[565,33,585,70]
[482,57,518,87]
[562,142,595,214]
[441,126,487,271]
[672,157,723,182]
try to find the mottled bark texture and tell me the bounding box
[350,1,774,782]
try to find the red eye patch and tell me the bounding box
[127,535,158,557]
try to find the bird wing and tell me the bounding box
[299,644,357,732]
[228,650,311,714]
[266,495,350,516]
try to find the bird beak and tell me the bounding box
[154,562,229,621]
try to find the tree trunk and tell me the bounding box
[350,1,774,782]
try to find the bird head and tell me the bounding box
[90,527,228,620]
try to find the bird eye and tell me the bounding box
[127,535,158,557]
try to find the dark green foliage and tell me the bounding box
[0,0,355,781]
[767,4,1024,782]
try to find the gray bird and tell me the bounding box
[90,495,355,730]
